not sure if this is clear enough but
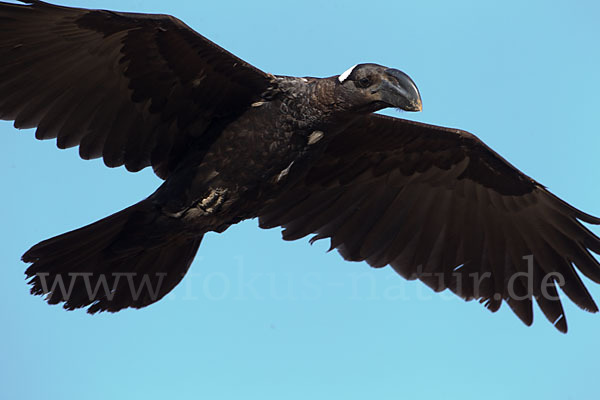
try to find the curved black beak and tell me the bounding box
[378,69,422,112]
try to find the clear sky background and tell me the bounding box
[1,1,600,399]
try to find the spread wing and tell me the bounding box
[0,0,270,178]
[259,113,600,332]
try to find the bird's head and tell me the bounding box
[334,63,422,114]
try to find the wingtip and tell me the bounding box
[553,315,568,334]
[546,190,600,224]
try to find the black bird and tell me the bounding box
[2,0,599,333]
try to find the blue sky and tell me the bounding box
[1,1,600,399]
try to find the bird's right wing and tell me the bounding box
[259,113,600,332]
[0,0,271,178]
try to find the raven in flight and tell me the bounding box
[2,0,599,333]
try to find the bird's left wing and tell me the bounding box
[0,0,271,178]
[259,113,600,332]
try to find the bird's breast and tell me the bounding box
[204,101,331,188]
[156,98,338,226]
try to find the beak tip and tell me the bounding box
[404,99,422,112]
[414,99,423,112]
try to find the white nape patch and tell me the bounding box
[338,64,358,83]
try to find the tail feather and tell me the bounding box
[22,200,202,312]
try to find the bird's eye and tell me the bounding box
[357,77,372,88]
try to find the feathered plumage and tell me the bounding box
[2,0,599,333]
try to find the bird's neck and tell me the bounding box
[272,76,359,135]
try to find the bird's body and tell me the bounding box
[2,0,600,332]
[144,77,347,235]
